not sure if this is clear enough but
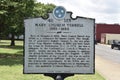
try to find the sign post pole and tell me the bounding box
[44,74,74,80]
[56,75,63,80]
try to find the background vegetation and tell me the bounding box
[0,0,55,46]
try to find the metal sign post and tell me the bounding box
[44,74,74,80]
[24,6,95,79]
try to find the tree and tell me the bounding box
[33,2,55,18]
[0,1,55,46]
[0,0,35,46]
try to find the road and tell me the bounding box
[95,43,120,63]
[95,43,120,80]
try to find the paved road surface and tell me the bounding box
[95,43,120,63]
[95,44,120,80]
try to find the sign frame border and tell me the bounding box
[23,11,95,74]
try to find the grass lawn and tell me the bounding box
[0,40,105,80]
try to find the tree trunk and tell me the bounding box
[10,33,15,46]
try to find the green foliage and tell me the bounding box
[0,1,55,46]
[33,2,55,18]
[0,0,55,36]
[0,0,35,36]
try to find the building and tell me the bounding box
[101,33,120,44]
[96,23,120,43]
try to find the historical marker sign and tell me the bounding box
[24,6,95,74]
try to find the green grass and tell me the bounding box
[66,73,105,80]
[0,40,23,55]
[0,40,105,80]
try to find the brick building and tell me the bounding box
[95,23,120,43]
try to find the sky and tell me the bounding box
[37,0,120,24]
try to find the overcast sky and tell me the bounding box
[37,0,120,24]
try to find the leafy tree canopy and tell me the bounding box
[0,0,55,46]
